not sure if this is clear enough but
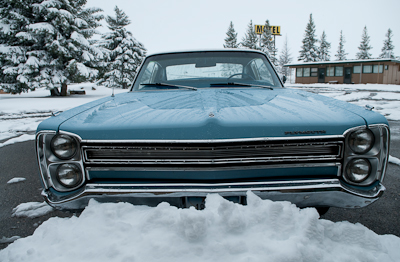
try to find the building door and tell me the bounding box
[344,67,352,84]
[318,68,325,83]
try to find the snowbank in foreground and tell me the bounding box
[1,192,399,262]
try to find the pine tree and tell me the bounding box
[260,20,278,65]
[241,20,259,50]
[298,14,319,62]
[318,31,331,61]
[335,30,348,61]
[0,0,40,93]
[278,36,293,77]
[379,28,395,59]
[0,0,104,95]
[356,26,372,59]
[223,21,238,48]
[100,6,146,89]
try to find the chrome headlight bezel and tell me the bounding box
[343,125,390,186]
[36,131,85,192]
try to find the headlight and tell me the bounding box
[56,163,83,188]
[348,129,374,154]
[345,158,371,183]
[51,134,78,159]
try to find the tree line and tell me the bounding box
[0,0,145,95]
[298,14,395,62]
[223,14,395,74]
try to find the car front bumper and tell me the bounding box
[42,178,385,210]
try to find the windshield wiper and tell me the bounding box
[141,82,197,91]
[210,82,273,90]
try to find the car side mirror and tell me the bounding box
[282,75,287,84]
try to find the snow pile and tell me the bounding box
[1,192,399,262]
[12,202,54,219]
[7,177,26,184]
[389,155,400,166]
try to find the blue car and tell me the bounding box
[36,50,390,214]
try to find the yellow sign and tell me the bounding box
[254,25,281,35]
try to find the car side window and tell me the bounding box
[248,58,274,84]
[139,61,162,85]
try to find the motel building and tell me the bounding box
[285,58,400,85]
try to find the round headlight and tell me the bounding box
[51,134,78,159]
[348,129,374,154]
[345,158,371,183]
[56,163,83,188]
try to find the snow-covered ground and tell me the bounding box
[0,83,126,145]
[1,83,400,261]
[288,83,400,121]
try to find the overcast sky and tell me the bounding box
[86,0,400,61]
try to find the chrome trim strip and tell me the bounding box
[85,162,341,173]
[42,179,385,209]
[83,157,340,165]
[78,135,344,144]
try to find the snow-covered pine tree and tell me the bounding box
[0,0,40,93]
[241,20,259,50]
[223,21,238,48]
[260,20,278,65]
[298,14,319,62]
[356,26,372,60]
[278,35,293,77]
[0,0,104,95]
[335,30,348,61]
[379,28,395,59]
[318,31,331,61]
[100,6,146,89]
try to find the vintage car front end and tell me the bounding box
[36,50,390,210]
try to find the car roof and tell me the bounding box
[146,49,266,57]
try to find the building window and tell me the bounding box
[385,65,389,70]
[296,68,303,77]
[327,67,334,77]
[363,65,372,73]
[335,67,343,77]
[310,68,318,77]
[303,68,310,77]
[353,66,361,74]
[373,65,383,73]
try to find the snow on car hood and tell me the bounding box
[53,88,386,140]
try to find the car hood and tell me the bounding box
[45,88,387,140]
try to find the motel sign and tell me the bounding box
[254,25,281,35]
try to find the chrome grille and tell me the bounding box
[82,139,343,167]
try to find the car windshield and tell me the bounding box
[131,51,282,91]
